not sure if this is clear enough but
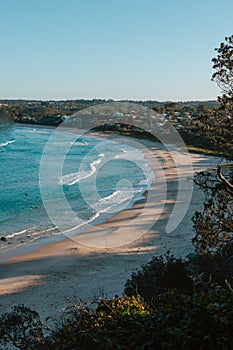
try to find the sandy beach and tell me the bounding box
[0,136,219,321]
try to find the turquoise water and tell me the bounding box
[0,123,152,254]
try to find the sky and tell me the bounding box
[1,0,233,101]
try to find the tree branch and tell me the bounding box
[217,166,233,195]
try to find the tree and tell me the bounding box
[192,168,233,254]
[212,35,233,114]
[0,305,44,350]
[192,36,233,254]
[217,166,233,195]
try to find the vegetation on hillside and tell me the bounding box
[1,250,233,349]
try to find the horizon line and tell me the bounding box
[0,97,219,103]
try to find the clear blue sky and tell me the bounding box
[1,0,233,101]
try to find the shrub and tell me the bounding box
[41,295,150,350]
[124,252,193,304]
[0,305,44,350]
[2,252,233,349]
[2,291,233,350]
[192,169,233,255]
[187,243,233,291]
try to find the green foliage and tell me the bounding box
[124,252,193,304]
[176,36,233,161]
[2,288,233,349]
[152,287,233,349]
[96,294,147,316]
[0,305,44,350]
[190,35,233,255]
[212,35,233,112]
[1,250,233,349]
[187,243,233,290]
[209,35,233,160]
[67,289,233,350]
[192,170,233,255]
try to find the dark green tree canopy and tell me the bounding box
[212,35,233,112]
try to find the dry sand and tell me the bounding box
[0,136,219,320]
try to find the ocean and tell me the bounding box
[0,123,153,256]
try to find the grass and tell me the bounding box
[187,145,225,158]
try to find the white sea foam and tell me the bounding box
[0,125,154,256]
[51,140,88,146]
[15,127,52,135]
[59,178,148,237]
[0,139,15,147]
[63,185,145,235]
[138,179,148,186]
[94,183,146,214]
[70,140,89,146]
[114,148,146,163]
[6,226,59,240]
[6,228,28,239]
[95,189,133,213]
[59,158,102,186]
[63,211,101,234]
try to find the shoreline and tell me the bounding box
[0,133,220,321]
[0,128,150,261]
[0,189,148,263]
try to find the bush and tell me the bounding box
[2,251,233,349]
[0,305,44,350]
[2,291,233,350]
[124,252,193,304]
[192,169,233,255]
[44,295,149,350]
[187,243,233,291]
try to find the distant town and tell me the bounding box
[0,98,219,127]
[1,98,231,156]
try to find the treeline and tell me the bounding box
[1,98,232,158]
[0,98,219,126]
